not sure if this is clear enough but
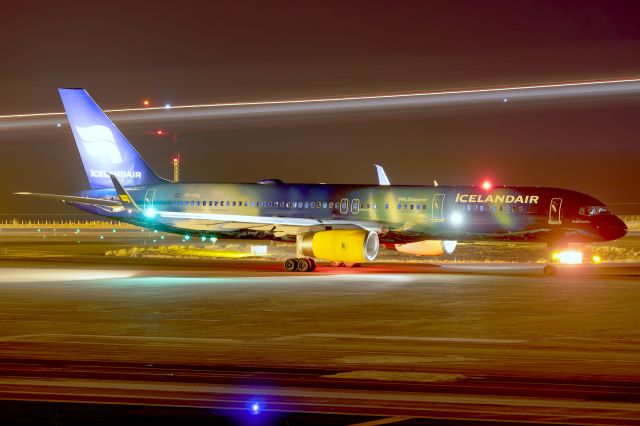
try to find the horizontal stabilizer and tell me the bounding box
[108,174,141,211]
[14,192,122,206]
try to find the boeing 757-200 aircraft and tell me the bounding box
[17,89,627,275]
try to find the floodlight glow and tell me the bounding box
[592,254,602,264]
[451,212,463,225]
[144,207,158,218]
[251,402,261,415]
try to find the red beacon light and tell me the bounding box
[481,180,492,191]
[156,129,165,136]
[143,99,151,107]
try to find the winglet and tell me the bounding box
[109,173,141,211]
[374,164,391,186]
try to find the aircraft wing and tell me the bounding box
[14,192,122,207]
[158,210,383,233]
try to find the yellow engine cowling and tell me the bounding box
[300,230,379,263]
[393,240,457,256]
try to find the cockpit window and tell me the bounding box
[579,206,610,216]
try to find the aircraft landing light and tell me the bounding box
[451,212,463,225]
[553,250,583,264]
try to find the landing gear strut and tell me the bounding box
[543,242,566,276]
[284,258,317,272]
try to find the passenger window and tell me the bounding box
[310,202,315,208]
[328,202,333,208]
[373,203,376,209]
[304,202,309,208]
[385,204,389,209]
[191,201,195,206]
[479,205,484,212]
[410,204,414,210]
[323,202,328,208]
[397,204,402,209]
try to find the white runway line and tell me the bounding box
[0,268,136,283]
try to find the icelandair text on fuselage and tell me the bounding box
[455,193,539,204]
[91,170,142,179]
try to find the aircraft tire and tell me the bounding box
[296,258,312,272]
[543,265,557,276]
[284,258,298,272]
[307,258,317,272]
[330,261,343,267]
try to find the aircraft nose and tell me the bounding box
[599,216,628,241]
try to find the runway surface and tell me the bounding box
[0,229,639,424]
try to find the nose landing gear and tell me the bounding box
[543,264,557,276]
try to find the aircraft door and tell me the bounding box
[351,199,360,215]
[144,189,156,210]
[548,198,562,225]
[432,193,445,222]
[339,198,349,215]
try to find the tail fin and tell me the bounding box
[58,88,166,189]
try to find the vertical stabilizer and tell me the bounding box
[59,88,165,189]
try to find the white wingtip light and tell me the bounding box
[375,164,391,186]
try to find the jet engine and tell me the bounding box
[300,230,379,263]
[391,240,457,256]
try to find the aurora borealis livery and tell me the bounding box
[17,89,628,273]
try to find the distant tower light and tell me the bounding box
[173,155,180,182]
[143,99,151,107]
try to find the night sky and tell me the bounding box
[1,0,639,215]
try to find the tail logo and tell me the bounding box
[75,125,123,164]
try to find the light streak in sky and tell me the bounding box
[1,77,640,129]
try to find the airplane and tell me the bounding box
[16,89,628,275]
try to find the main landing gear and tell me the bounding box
[329,261,360,268]
[284,258,317,272]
